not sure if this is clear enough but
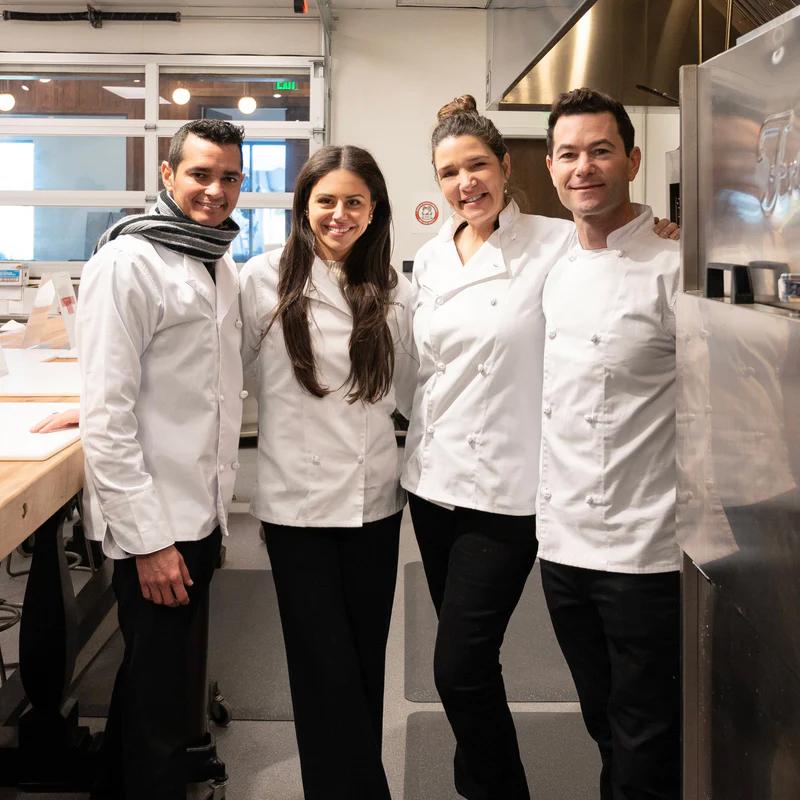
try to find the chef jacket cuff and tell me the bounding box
[98,484,175,556]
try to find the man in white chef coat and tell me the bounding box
[537,88,681,800]
[76,119,245,799]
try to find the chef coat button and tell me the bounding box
[231,461,240,471]
[547,329,557,339]
[467,434,477,447]
[219,395,224,402]
[705,404,713,413]
[477,363,487,375]
[568,254,576,262]
[616,250,624,258]
[542,487,552,501]
[590,334,600,344]
[239,389,248,399]
[490,297,497,306]
[543,404,552,417]
[311,454,320,465]
[511,233,517,240]
[426,425,435,436]
[585,495,595,506]
[235,319,243,329]
[584,413,595,424]
[357,454,365,464]
[436,361,446,373]
[435,296,443,306]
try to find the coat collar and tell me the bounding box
[182,252,238,321]
[421,201,518,297]
[303,255,352,317]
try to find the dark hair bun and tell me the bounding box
[436,94,478,122]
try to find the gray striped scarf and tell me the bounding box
[93,190,240,262]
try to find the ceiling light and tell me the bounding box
[133,79,141,83]
[273,93,282,99]
[38,78,51,84]
[238,95,257,115]
[0,93,16,112]
[21,84,30,91]
[172,86,191,105]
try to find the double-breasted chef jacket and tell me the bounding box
[536,204,682,574]
[401,200,574,514]
[239,249,417,528]
[77,235,244,559]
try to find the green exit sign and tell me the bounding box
[275,80,297,91]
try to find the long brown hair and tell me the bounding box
[268,145,397,404]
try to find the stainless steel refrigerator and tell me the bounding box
[678,8,800,798]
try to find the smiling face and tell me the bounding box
[546,111,640,223]
[433,134,510,235]
[306,168,376,262]
[160,133,244,227]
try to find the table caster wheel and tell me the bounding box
[208,681,232,727]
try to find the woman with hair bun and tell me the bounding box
[240,144,416,799]
[400,95,574,799]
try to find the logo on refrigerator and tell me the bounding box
[756,109,799,216]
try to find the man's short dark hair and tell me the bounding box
[546,88,635,156]
[168,119,245,170]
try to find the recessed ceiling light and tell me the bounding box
[238,96,257,114]
[38,78,51,84]
[21,84,30,91]
[0,93,16,112]
[273,93,282,99]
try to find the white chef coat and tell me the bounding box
[401,201,574,514]
[77,235,244,559]
[239,249,417,527]
[537,204,681,573]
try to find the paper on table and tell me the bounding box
[0,402,80,461]
[0,349,80,397]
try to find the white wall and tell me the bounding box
[331,9,486,264]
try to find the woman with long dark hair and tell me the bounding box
[239,145,416,799]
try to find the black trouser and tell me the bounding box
[408,494,537,800]
[539,560,681,800]
[263,512,402,800]
[97,529,222,800]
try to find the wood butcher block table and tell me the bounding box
[0,317,114,791]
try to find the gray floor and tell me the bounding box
[0,452,596,799]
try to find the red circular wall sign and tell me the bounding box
[415,201,440,225]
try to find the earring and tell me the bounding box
[368,214,373,224]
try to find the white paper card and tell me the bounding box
[0,402,80,461]
[51,272,78,349]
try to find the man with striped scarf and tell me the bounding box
[76,119,245,800]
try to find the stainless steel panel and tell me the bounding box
[695,11,800,283]
[497,0,728,108]
[684,559,800,799]
[681,66,701,292]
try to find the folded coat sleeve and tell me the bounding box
[238,260,263,399]
[76,244,175,555]
[391,270,419,419]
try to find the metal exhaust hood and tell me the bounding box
[487,0,800,110]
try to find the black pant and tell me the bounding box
[539,560,681,800]
[97,529,222,800]
[263,512,402,800]
[409,494,537,800]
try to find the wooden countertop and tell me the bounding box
[0,317,82,559]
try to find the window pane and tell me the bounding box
[0,207,143,261]
[158,71,310,122]
[231,208,289,263]
[157,138,308,193]
[0,71,146,118]
[0,136,144,191]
